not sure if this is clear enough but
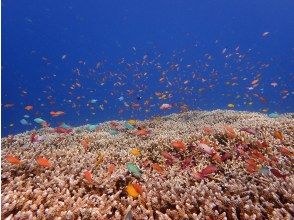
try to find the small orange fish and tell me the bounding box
[273,131,283,140]
[133,182,143,194]
[50,111,65,117]
[171,140,186,151]
[279,147,293,156]
[107,164,116,174]
[36,156,52,168]
[152,163,164,173]
[224,125,237,139]
[251,150,266,161]
[245,159,257,173]
[24,105,33,111]
[80,139,89,151]
[84,170,94,183]
[6,155,21,165]
[135,129,150,136]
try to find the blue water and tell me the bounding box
[2,0,294,137]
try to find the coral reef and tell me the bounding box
[1,110,294,219]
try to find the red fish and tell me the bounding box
[107,164,116,174]
[50,111,65,117]
[240,127,256,135]
[224,125,237,139]
[133,182,143,194]
[221,152,232,162]
[30,132,38,143]
[270,168,286,179]
[251,150,266,161]
[6,155,21,165]
[245,159,257,173]
[181,156,192,169]
[161,151,174,161]
[194,165,217,180]
[36,156,52,168]
[84,170,94,183]
[171,141,186,152]
[279,147,293,156]
[24,105,33,111]
[54,127,72,134]
[152,163,164,173]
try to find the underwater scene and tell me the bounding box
[1,1,294,219]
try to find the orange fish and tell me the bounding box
[171,140,186,151]
[80,139,89,151]
[84,170,94,183]
[251,150,266,161]
[24,105,33,111]
[273,131,283,140]
[107,164,116,174]
[279,147,293,156]
[245,159,257,173]
[6,155,21,165]
[135,129,150,136]
[224,125,237,139]
[36,156,52,168]
[133,182,143,194]
[50,111,65,117]
[152,163,164,173]
[201,165,217,176]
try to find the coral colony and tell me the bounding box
[1,110,294,219]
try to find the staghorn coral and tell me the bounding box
[1,110,294,219]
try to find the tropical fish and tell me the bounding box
[80,139,89,151]
[87,124,98,131]
[240,127,256,135]
[84,170,94,183]
[126,184,139,197]
[96,153,104,166]
[198,143,214,155]
[50,111,65,117]
[6,155,21,165]
[224,125,237,139]
[245,159,257,173]
[36,156,52,168]
[34,118,46,124]
[126,163,142,177]
[125,122,135,130]
[182,156,192,169]
[152,163,164,173]
[162,151,175,161]
[130,148,141,156]
[273,131,283,140]
[135,129,150,136]
[30,132,38,143]
[107,164,116,174]
[270,168,286,179]
[54,127,72,134]
[159,103,172,110]
[279,147,293,156]
[20,119,29,125]
[227,103,235,108]
[127,119,137,125]
[194,165,217,180]
[171,140,186,151]
[24,105,33,111]
[259,166,270,175]
[133,182,143,194]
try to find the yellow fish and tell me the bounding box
[126,184,139,198]
[127,119,137,126]
[227,103,235,108]
[96,153,104,166]
[130,148,141,156]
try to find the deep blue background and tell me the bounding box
[2,0,294,136]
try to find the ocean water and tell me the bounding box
[2,1,294,135]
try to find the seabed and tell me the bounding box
[1,110,293,219]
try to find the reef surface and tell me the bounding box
[1,110,294,219]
